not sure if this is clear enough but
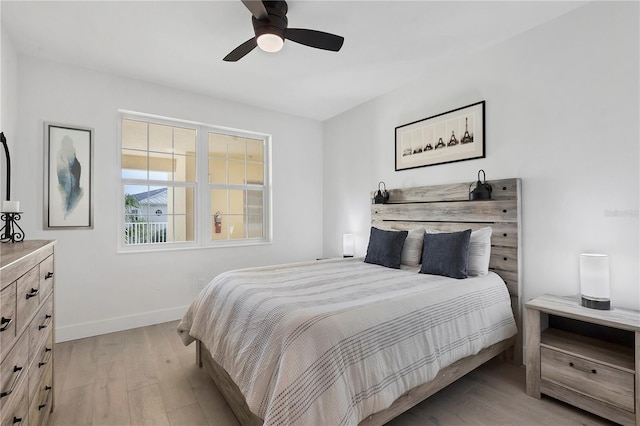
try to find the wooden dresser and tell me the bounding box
[526,294,640,426]
[1,240,56,426]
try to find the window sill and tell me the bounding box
[117,239,272,254]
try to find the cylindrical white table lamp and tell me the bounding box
[579,253,610,310]
[343,234,354,258]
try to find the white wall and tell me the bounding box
[1,24,18,200]
[15,56,324,341]
[323,2,639,310]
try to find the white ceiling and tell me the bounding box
[1,1,586,121]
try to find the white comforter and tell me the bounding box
[178,258,516,426]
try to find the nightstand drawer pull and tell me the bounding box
[45,272,54,279]
[569,361,597,375]
[25,287,39,299]
[0,316,12,331]
[12,417,23,425]
[38,314,52,330]
[0,365,24,398]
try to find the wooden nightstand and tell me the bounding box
[525,294,640,425]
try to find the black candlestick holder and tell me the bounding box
[1,212,25,243]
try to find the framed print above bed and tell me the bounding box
[44,122,94,229]
[395,101,485,171]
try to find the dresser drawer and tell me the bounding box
[16,267,40,333]
[28,329,53,403]
[541,347,635,412]
[28,296,53,365]
[28,362,53,426]
[0,335,28,411]
[0,282,17,358]
[0,377,28,426]
[38,256,54,302]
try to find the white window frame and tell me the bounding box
[118,110,272,252]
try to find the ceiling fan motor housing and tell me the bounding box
[252,1,288,41]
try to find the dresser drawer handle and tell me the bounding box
[12,417,23,425]
[0,365,24,398]
[0,316,13,332]
[39,347,53,368]
[38,314,53,330]
[25,288,39,299]
[38,384,53,410]
[45,272,54,279]
[569,361,597,374]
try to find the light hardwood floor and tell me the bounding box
[50,321,614,426]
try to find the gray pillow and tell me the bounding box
[364,227,408,269]
[420,229,471,279]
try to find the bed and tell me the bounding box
[178,178,522,425]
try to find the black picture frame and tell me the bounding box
[395,101,485,171]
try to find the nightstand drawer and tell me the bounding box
[541,347,634,412]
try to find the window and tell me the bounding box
[120,112,270,250]
[208,132,266,241]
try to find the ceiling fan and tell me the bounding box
[224,0,345,62]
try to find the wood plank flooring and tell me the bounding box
[50,321,614,426]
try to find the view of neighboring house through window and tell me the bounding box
[122,118,196,245]
[120,113,270,250]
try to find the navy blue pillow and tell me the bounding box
[364,227,408,269]
[420,229,472,279]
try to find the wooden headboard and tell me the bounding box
[371,178,522,363]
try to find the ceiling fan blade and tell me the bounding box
[223,38,258,62]
[241,0,268,20]
[285,28,344,52]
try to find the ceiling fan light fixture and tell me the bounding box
[257,33,284,52]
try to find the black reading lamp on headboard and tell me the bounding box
[469,170,492,201]
[373,182,389,204]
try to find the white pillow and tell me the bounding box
[425,227,492,276]
[467,227,492,276]
[399,227,425,267]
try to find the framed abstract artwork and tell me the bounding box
[395,101,485,171]
[44,122,94,229]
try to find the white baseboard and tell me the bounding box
[55,305,189,343]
